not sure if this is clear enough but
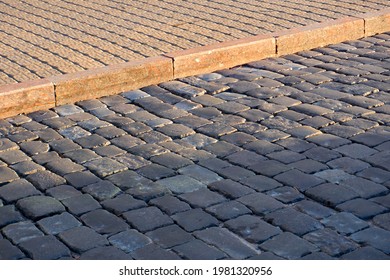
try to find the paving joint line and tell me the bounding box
[0,8,389,119]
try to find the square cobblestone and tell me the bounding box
[0,179,40,203]
[46,185,82,201]
[0,239,25,260]
[64,171,101,189]
[81,209,129,235]
[46,158,85,176]
[151,153,193,169]
[173,239,227,260]
[108,229,151,253]
[351,227,390,254]
[80,246,132,260]
[275,169,325,191]
[16,196,65,220]
[146,224,193,248]
[2,221,44,244]
[293,200,335,220]
[131,244,180,260]
[123,207,173,233]
[0,205,24,228]
[336,198,387,219]
[82,180,121,201]
[62,194,101,216]
[178,165,223,185]
[149,195,191,215]
[37,212,82,235]
[106,170,152,190]
[305,183,359,207]
[238,193,284,215]
[341,246,390,260]
[101,194,147,215]
[157,175,206,194]
[340,177,388,199]
[209,179,255,199]
[58,226,108,253]
[321,212,369,235]
[84,158,127,177]
[179,188,227,208]
[19,235,71,260]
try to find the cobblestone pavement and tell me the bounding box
[1,0,390,86]
[1,33,390,260]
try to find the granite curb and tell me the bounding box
[1,8,389,119]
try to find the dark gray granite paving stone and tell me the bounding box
[262,116,301,132]
[303,229,358,256]
[0,179,40,203]
[174,115,212,129]
[121,122,152,136]
[127,111,157,122]
[373,213,390,231]
[58,126,91,140]
[340,177,388,199]
[151,153,193,169]
[277,110,309,122]
[49,139,81,154]
[10,160,45,176]
[248,252,285,260]
[267,150,306,164]
[58,226,108,253]
[7,115,31,126]
[17,196,65,220]
[114,154,150,170]
[126,182,171,201]
[64,149,100,164]
[190,107,222,119]
[371,194,390,208]
[351,227,390,254]
[341,106,376,118]
[265,207,323,236]
[19,235,71,260]
[81,209,128,235]
[19,141,49,155]
[310,88,351,99]
[64,171,101,189]
[177,148,216,162]
[0,239,25,260]
[304,146,341,163]
[173,239,226,260]
[344,119,379,131]
[129,143,169,159]
[80,246,132,260]
[0,150,30,164]
[289,159,328,174]
[249,160,292,177]
[179,188,226,208]
[276,137,316,153]
[206,201,251,221]
[54,104,85,116]
[82,180,121,201]
[269,96,302,107]
[300,116,334,129]
[146,224,193,249]
[77,99,107,111]
[335,144,378,159]
[286,126,322,139]
[131,244,180,260]
[314,169,354,184]
[336,199,387,219]
[324,112,354,123]
[220,132,257,146]
[194,227,259,259]
[139,131,171,144]
[204,141,242,158]
[7,130,38,143]
[217,165,255,181]
[292,104,333,116]
[238,193,284,216]
[122,89,150,101]
[101,194,146,215]
[109,229,151,253]
[174,100,202,111]
[341,246,390,260]
[46,158,85,176]
[225,150,266,167]
[178,165,223,185]
[107,104,138,115]
[305,183,359,207]
[327,157,370,174]
[256,102,287,115]
[0,138,18,153]
[365,151,390,172]
[357,167,390,184]
[340,96,384,109]
[37,212,81,235]
[197,123,237,138]
[84,158,127,177]
[27,110,58,122]
[2,221,44,244]
[321,124,364,139]
[157,124,195,139]
[172,208,219,232]
[228,80,260,93]
[243,140,283,155]
[155,108,189,119]
[209,179,255,199]
[274,169,325,192]
[122,207,173,233]
[89,107,115,118]
[157,175,206,194]
[214,101,250,114]
[259,232,318,259]
[293,200,335,220]
[192,95,224,107]
[110,135,145,151]
[42,117,75,130]
[74,134,110,149]
[94,145,126,157]
[181,134,217,149]
[322,212,369,235]
[225,215,282,243]
[266,186,304,204]
[149,195,191,215]
[351,132,390,147]
[100,94,131,106]
[160,81,206,98]
[300,252,335,260]
[240,175,282,192]
[0,205,24,227]
[253,129,290,142]
[62,194,101,216]
[144,117,173,128]
[32,152,61,165]
[94,126,126,140]
[46,185,82,201]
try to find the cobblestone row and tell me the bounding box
[0,33,390,259]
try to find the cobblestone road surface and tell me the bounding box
[1,0,390,85]
[1,33,390,260]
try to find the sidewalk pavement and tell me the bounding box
[0,31,390,259]
[0,0,389,86]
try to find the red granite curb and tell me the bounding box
[1,9,389,119]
